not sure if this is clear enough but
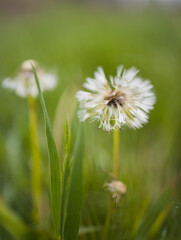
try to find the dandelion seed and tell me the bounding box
[2,59,57,98]
[76,66,156,131]
[104,180,127,204]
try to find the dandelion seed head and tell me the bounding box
[76,66,156,131]
[2,59,57,98]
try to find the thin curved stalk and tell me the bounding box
[102,129,119,240]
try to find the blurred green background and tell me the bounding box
[0,0,181,239]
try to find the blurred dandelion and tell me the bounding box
[2,60,58,222]
[104,180,127,204]
[2,59,57,98]
[76,66,156,131]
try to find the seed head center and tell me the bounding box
[104,91,126,107]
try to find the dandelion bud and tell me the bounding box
[104,180,127,204]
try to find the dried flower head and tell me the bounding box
[104,180,127,203]
[2,60,57,98]
[76,66,156,131]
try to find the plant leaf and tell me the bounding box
[0,198,28,240]
[64,125,84,240]
[60,120,71,237]
[53,87,77,156]
[135,190,172,240]
[32,65,61,237]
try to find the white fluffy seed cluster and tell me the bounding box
[76,66,156,131]
[2,60,57,98]
[104,180,127,203]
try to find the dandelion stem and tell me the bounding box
[102,129,119,240]
[28,96,42,222]
[113,129,119,178]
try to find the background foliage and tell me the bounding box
[0,1,181,239]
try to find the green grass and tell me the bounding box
[0,3,181,240]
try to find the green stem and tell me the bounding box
[113,129,119,178]
[28,96,42,222]
[0,198,28,239]
[102,129,119,240]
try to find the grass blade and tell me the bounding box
[64,125,84,240]
[135,190,171,240]
[32,65,61,237]
[0,198,28,240]
[60,120,71,237]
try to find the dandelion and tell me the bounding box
[104,180,127,204]
[2,59,57,98]
[2,59,58,220]
[76,66,156,131]
[77,66,156,240]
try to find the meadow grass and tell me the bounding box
[0,3,181,240]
